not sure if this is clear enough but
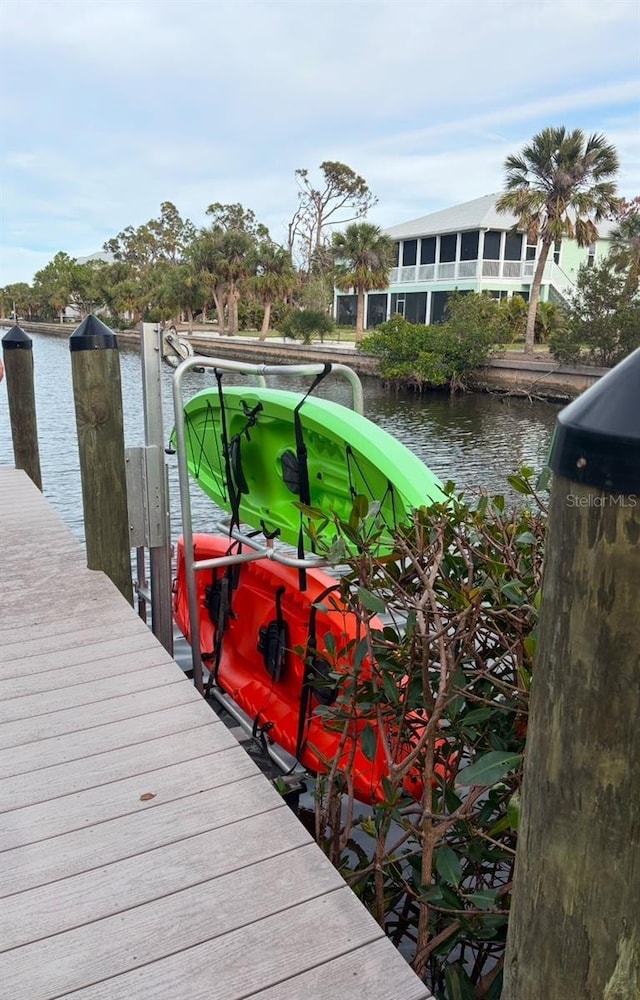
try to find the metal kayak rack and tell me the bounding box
[171,354,364,696]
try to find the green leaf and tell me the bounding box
[361,723,377,763]
[445,963,476,1000]
[467,889,498,910]
[507,791,521,830]
[417,883,444,904]
[515,531,536,544]
[435,847,462,887]
[322,630,336,658]
[357,587,387,615]
[457,751,522,787]
[350,493,369,520]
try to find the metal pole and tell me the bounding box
[140,323,173,655]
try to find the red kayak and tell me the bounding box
[173,533,432,805]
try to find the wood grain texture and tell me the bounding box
[0,805,307,951]
[0,630,166,681]
[0,661,182,724]
[0,468,429,1000]
[0,846,345,1000]
[249,940,434,1000]
[0,721,234,810]
[503,478,640,999]
[34,891,384,1000]
[0,679,199,749]
[1,698,218,777]
[0,744,257,850]
[0,775,279,897]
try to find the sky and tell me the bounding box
[1,0,639,285]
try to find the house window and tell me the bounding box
[553,240,562,265]
[512,290,530,302]
[483,231,501,260]
[420,236,436,265]
[439,234,457,263]
[336,294,357,326]
[460,231,479,261]
[430,291,450,323]
[402,240,418,267]
[392,242,400,267]
[390,292,426,324]
[390,293,405,318]
[489,289,509,300]
[587,243,596,268]
[526,244,537,261]
[504,233,523,261]
[367,294,387,328]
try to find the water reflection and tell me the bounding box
[0,331,560,541]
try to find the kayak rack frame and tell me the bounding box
[172,354,364,696]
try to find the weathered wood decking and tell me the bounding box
[0,469,432,1000]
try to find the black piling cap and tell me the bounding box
[2,325,32,350]
[69,314,118,352]
[549,346,640,493]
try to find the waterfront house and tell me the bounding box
[334,193,615,328]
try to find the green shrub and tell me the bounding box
[308,468,547,998]
[280,308,334,344]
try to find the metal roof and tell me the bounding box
[383,194,617,240]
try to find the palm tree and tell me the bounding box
[332,222,394,342]
[251,244,297,338]
[608,199,640,296]
[497,127,620,355]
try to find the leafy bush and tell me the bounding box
[361,295,502,391]
[549,258,640,367]
[306,468,547,998]
[280,308,334,344]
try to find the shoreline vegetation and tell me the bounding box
[2,317,608,403]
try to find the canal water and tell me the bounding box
[0,329,560,542]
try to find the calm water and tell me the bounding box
[0,331,560,542]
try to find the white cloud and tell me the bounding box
[1,0,638,283]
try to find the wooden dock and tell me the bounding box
[0,468,432,1000]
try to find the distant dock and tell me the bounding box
[0,468,432,1000]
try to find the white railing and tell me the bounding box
[388,256,577,290]
[458,260,478,278]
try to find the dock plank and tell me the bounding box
[0,644,173,699]
[1,698,218,777]
[0,776,280,897]
[50,893,424,1000]
[0,807,309,951]
[0,679,200,749]
[0,467,433,1000]
[1,846,344,1000]
[0,722,232,810]
[0,744,256,850]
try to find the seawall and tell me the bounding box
[2,322,607,400]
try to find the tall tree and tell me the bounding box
[289,162,376,274]
[496,127,619,355]
[250,243,297,337]
[332,222,394,342]
[33,252,80,322]
[608,196,640,295]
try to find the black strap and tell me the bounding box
[257,586,288,682]
[215,370,243,533]
[295,583,340,762]
[292,364,332,590]
[203,543,240,699]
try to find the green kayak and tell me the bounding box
[173,385,444,555]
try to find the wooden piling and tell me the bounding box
[502,348,640,999]
[1,326,43,490]
[70,315,133,604]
